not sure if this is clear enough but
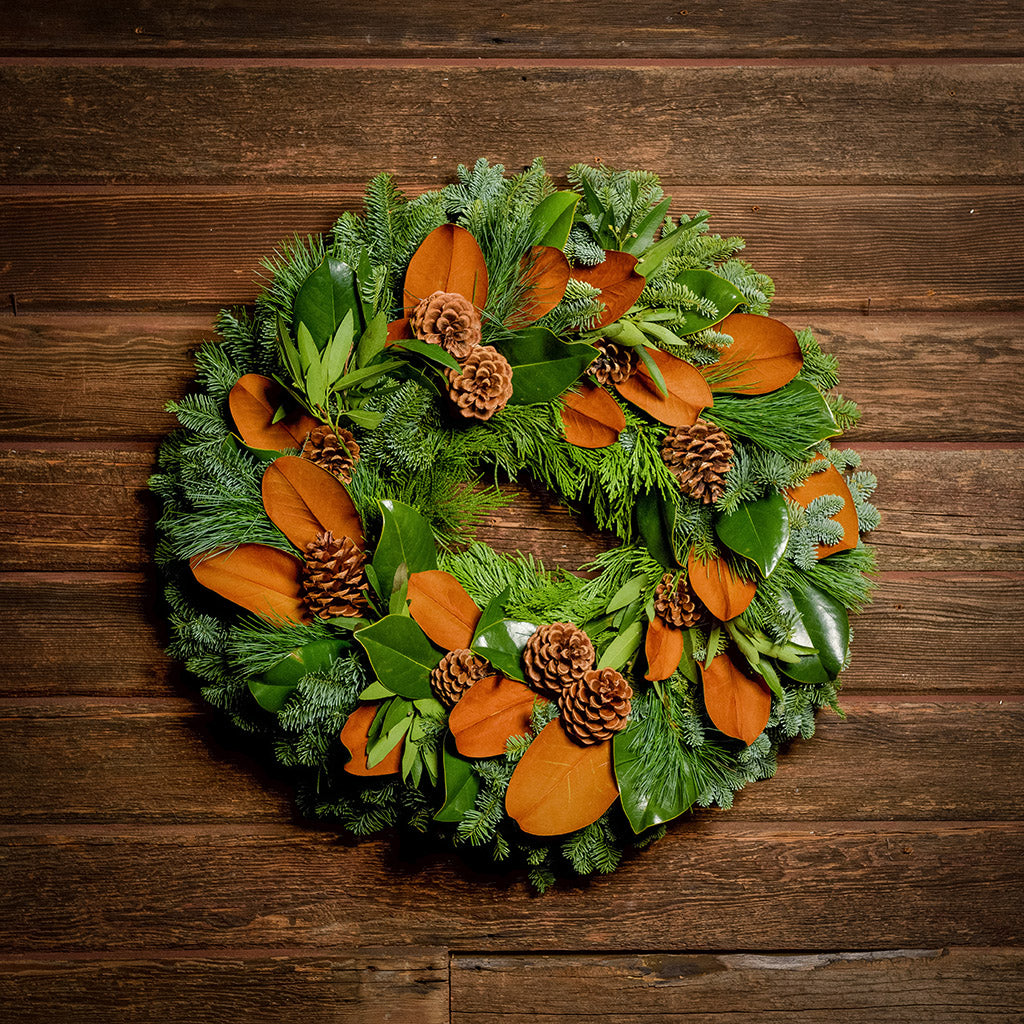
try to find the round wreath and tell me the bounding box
[153,160,879,890]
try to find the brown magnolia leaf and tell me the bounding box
[687,550,757,621]
[505,720,619,836]
[261,456,362,552]
[614,348,714,427]
[340,703,403,776]
[786,457,859,557]
[571,250,647,329]
[386,317,412,342]
[403,224,489,314]
[509,245,571,327]
[706,313,804,394]
[449,675,540,758]
[700,653,771,745]
[560,383,626,448]
[228,373,318,451]
[407,569,481,651]
[644,616,685,682]
[190,544,305,623]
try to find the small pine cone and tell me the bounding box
[654,573,704,628]
[430,648,491,708]
[589,339,638,386]
[301,424,360,484]
[523,622,596,699]
[410,290,482,359]
[446,346,514,421]
[661,418,734,504]
[301,531,368,620]
[559,668,633,745]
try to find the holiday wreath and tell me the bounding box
[152,160,879,890]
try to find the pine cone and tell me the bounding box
[410,290,482,359]
[300,424,360,484]
[589,339,638,386]
[446,346,514,421]
[523,622,596,699]
[654,573,704,628]
[661,418,734,504]
[301,531,368,619]
[430,648,491,708]
[559,668,633,745]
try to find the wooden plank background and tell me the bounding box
[1,3,1022,1019]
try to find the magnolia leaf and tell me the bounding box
[505,720,619,836]
[386,317,413,342]
[449,675,538,758]
[261,456,362,551]
[403,223,489,313]
[340,703,402,776]
[613,694,700,832]
[249,637,346,712]
[614,348,713,427]
[389,337,462,372]
[471,619,537,681]
[294,258,363,348]
[560,383,625,449]
[434,741,482,822]
[700,653,771,745]
[228,374,317,452]
[190,545,305,624]
[407,570,481,651]
[511,245,572,327]
[571,250,647,329]
[708,312,804,394]
[372,499,438,603]
[495,328,598,405]
[687,550,757,622]
[529,191,579,248]
[715,491,790,577]
[782,582,851,681]
[472,586,512,642]
[786,458,859,557]
[644,617,684,682]
[597,618,643,670]
[636,487,678,569]
[671,269,745,335]
[355,614,441,699]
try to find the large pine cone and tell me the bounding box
[654,573,704,628]
[301,424,360,484]
[410,290,482,359]
[589,339,638,386]
[559,667,633,745]
[661,418,734,504]
[446,346,514,421]
[301,531,368,619]
[430,648,492,708]
[523,622,596,699]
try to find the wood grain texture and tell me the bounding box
[3,1,1023,57]
[1,701,1020,824]
[4,188,1023,313]
[2,446,1019,572]
[0,951,449,1024]
[2,66,1022,185]
[0,823,1020,951]
[450,948,1024,1023]
[3,313,1022,442]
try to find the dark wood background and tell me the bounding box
[2,4,1023,1020]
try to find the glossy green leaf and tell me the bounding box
[636,487,678,569]
[473,586,512,642]
[614,691,700,833]
[597,619,643,670]
[390,338,462,373]
[355,310,387,368]
[358,680,395,700]
[372,499,438,603]
[715,492,790,577]
[621,198,671,255]
[777,584,851,683]
[293,258,363,348]
[249,637,347,712]
[529,192,580,249]
[495,328,598,405]
[671,270,745,336]
[434,741,482,822]
[356,615,441,699]
[471,619,537,681]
